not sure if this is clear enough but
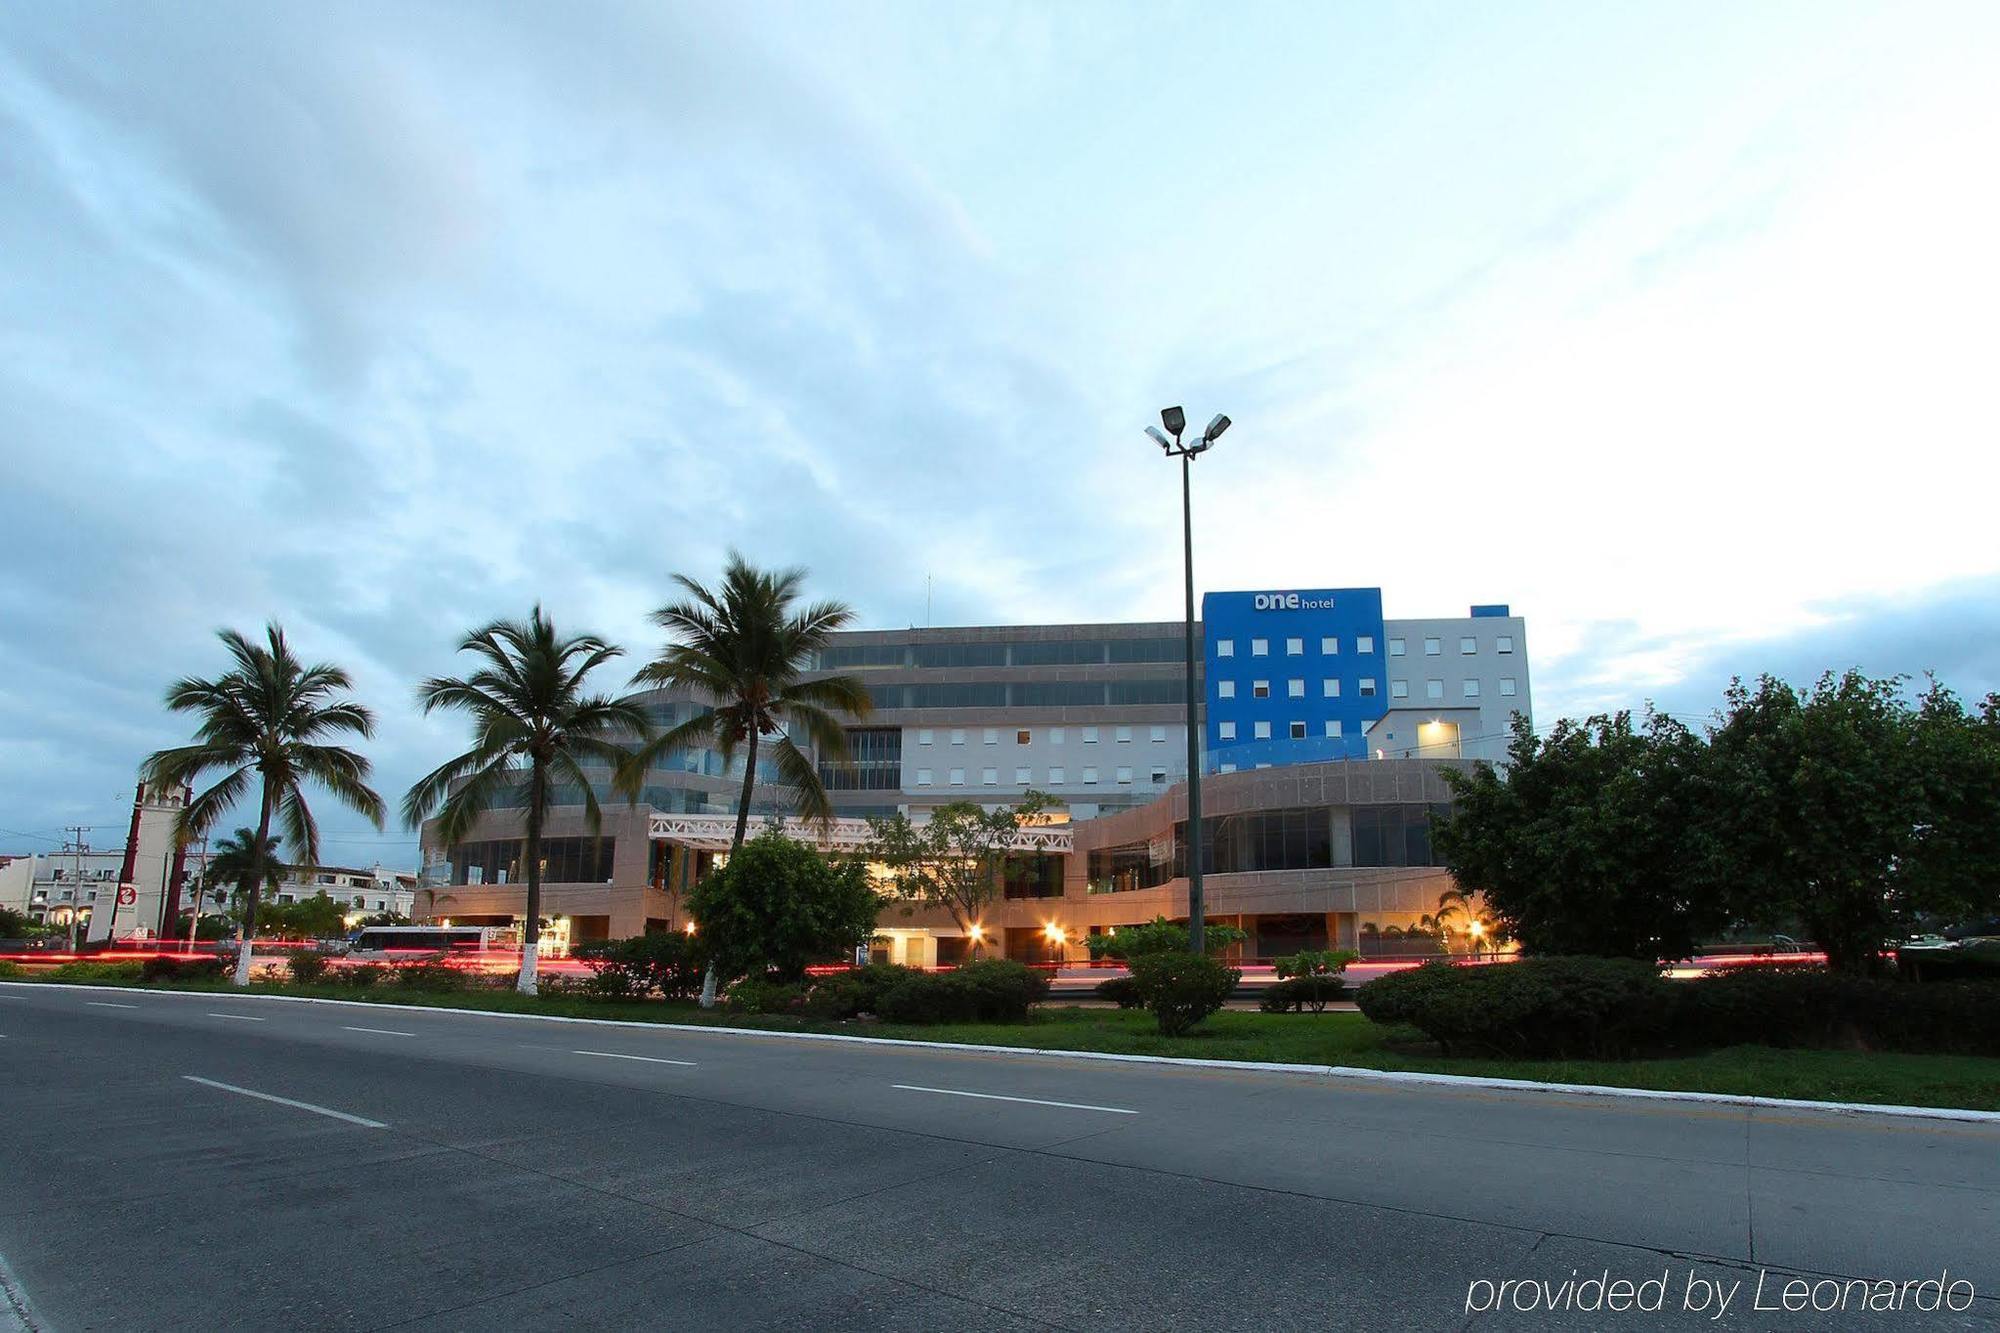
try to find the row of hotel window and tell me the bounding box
[867,680,1185,709]
[913,765,1169,788]
[1086,803,1451,890]
[1218,677,1520,702]
[1214,634,1514,659]
[820,637,1186,670]
[916,725,1170,746]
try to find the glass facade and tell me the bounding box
[1084,802,1449,891]
[450,837,616,886]
[865,678,1185,710]
[819,728,903,791]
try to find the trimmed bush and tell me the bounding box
[285,951,330,985]
[1679,966,2000,1057]
[44,962,146,983]
[392,961,472,993]
[139,956,228,983]
[1258,976,1347,1013]
[1357,957,1673,1058]
[1129,951,1241,1036]
[874,959,1050,1025]
[341,963,386,989]
[802,963,924,1020]
[0,960,21,979]
[1094,975,1144,1009]
[575,933,707,1001]
[724,977,806,1015]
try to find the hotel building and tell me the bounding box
[416,588,1529,965]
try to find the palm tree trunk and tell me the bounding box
[233,785,275,987]
[518,770,544,996]
[699,730,763,1009]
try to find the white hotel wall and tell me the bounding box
[1371,616,1531,764]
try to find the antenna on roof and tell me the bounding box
[926,574,933,628]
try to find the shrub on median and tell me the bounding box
[574,933,707,1001]
[723,977,807,1015]
[1677,966,2000,1057]
[43,961,146,983]
[340,963,386,989]
[1356,957,1672,1058]
[1094,975,1144,1009]
[139,956,227,983]
[392,960,475,993]
[0,960,20,979]
[285,950,330,985]
[1261,949,1360,1013]
[1128,951,1240,1037]
[874,959,1051,1025]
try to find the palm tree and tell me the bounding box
[402,606,650,996]
[623,553,870,1005]
[142,625,386,985]
[204,826,284,934]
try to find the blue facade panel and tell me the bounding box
[1469,604,1511,618]
[1201,588,1387,771]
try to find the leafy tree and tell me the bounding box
[685,831,880,983]
[403,607,649,996]
[205,827,285,909]
[1708,671,2000,974]
[865,791,1062,959]
[0,905,51,939]
[1437,710,1729,962]
[622,554,870,1003]
[258,890,349,940]
[141,625,386,985]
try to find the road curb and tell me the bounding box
[9,979,2000,1125]
[0,1248,44,1333]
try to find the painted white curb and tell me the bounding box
[8,980,2000,1125]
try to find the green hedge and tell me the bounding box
[875,959,1050,1024]
[1358,958,2000,1059]
[1128,951,1240,1036]
[574,933,708,1001]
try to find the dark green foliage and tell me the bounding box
[1127,951,1241,1036]
[875,959,1051,1024]
[341,963,386,988]
[723,977,806,1015]
[139,956,228,983]
[575,933,707,1000]
[1259,975,1347,1013]
[1094,975,1144,1009]
[43,962,146,982]
[0,906,52,938]
[687,831,880,982]
[864,792,1062,954]
[392,960,472,992]
[801,962,920,1019]
[1677,966,2000,1057]
[1083,916,1248,961]
[0,961,20,979]
[1357,958,1673,1058]
[1898,940,2000,983]
[284,949,331,984]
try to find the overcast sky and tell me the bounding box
[3,2,1997,867]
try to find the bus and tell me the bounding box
[345,925,498,959]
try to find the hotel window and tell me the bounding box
[1320,637,1338,654]
[1497,635,1514,654]
[1426,679,1444,700]
[1082,767,1099,785]
[1115,725,1132,743]
[1500,677,1518,697]
[1050,727,1065,744]
[1323,720,1343,738]
[983,728,999,745]
[1251,638,1269,656]
[949,768,966,786]
[1253,680,1270,698]
[1322,678,1340,698]
[1286,637,1303,655]
[1289,721,1307,739]
[915,769,933,786]
[1464,679,1482,698]
[1150,767,1168,784]
[1016,729,1031,745]
[1253,721,1272,739]
[1218,680,1236,698]
[1424,637,1441,656]
[1150,725,1167,742]
[1461,637,1477,655]
[1014,767,1031,784]
[1287,679,1305,697]
[917,728,933,745]
[1218,721,1237,740]
[950,729,966,745]
[1116,766,1133,785]
[1216,639,1235,657]
[1388,638,1405,656]
[1082,726,1099,743]
[1357,636,1374,654]
[1391,680,1409,699]
[981,768,998,785]
[1359,678,1377,697]
[1049,766,1065,784]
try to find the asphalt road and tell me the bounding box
[1,983,1995,1332]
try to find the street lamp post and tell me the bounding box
[1146,406,1230,954]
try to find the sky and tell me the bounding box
[2,1,1997,867]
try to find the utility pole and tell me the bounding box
[63,827,92,951]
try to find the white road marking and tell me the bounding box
[571,1049,697,1067]
[892,1084,1138,1115]
[206,1013,265,1022]
[181,1075,388,1128]
[342,1026,416,1037]
[87,1001,139,1009]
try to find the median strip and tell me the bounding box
[892,1084,1138,1115]
[181,1075,388,1128]
[571,1050,697,1067]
